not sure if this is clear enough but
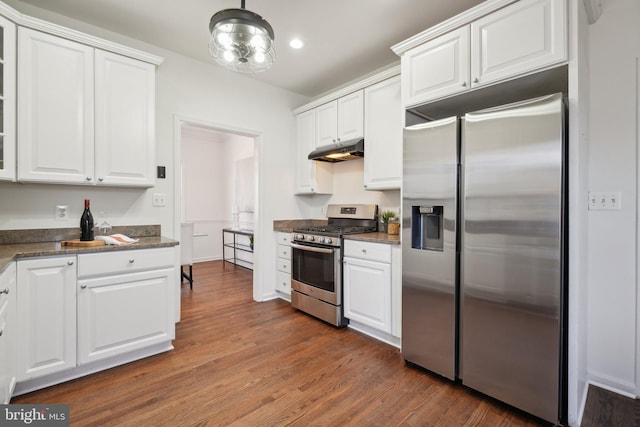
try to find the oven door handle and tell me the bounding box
[290,243,336,254]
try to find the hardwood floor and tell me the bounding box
[581,385,640,427]
[12,261,545,426]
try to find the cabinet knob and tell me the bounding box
[80,284,87,289]
[362,249,367,254]
[86,177,92,181]
[462,81,467,87]
[473,77,479,84]
[98,177,104,182]
[0,288,8,295]
[67,260,74,266]
[129,259,135,263]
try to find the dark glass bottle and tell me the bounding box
[80,199,94,241]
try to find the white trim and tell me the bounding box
[588,380,637,400]
[0,0,163,65]
[173,114,262,301]
[293,64,400,115]
[587,370,638,397]
[390,0,517,56]
[636,56,640,398]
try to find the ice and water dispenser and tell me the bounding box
[411,206,444,251]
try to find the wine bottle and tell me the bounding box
[80,199,95,241]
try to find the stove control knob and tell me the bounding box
[324,237,332,244]
[295,234,305,240]
[308,236,315,242]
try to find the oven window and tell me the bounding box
[292,246,336,293]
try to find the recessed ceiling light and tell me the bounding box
[289,39,304,49]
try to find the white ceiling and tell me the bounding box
[11,0,485,98]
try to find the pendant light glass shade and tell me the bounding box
[208,4,275,73]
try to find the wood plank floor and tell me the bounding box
[581,385,640,427]
[12,261,546,426]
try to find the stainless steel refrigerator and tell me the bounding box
[402,93,566,424]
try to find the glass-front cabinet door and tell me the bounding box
[0,14,15,181]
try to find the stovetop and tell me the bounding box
[293,225,377,236]
[291,203,379,247]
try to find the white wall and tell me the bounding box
[1,0,309,301]
[295,160,401,220]
[587,0,640,396]
[181,126,254,262]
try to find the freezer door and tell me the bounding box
[461,93,564,423]
[402,116,458,380]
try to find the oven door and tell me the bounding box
[291,242,341,305]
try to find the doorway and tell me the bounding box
[174,115,262,300]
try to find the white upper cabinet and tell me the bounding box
[336,90,364,142]
[364,75,402,191]
[95,50,155,187]
[470,0,567,87]
[17,28,157,187]
[18,28,95,184]
[315,101,338,147]
[402,26,470,108]
[315,90,364,146]
[296,108,332,194]
[0,15,16,182]
[398,0,567,107]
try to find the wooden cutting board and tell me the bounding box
[62,239,106,247]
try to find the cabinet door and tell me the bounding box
[401,26,470,107]
[337,90,364,142]
[0,16,16,182]
[296,109,332,194]
[471,0,567,87]
[0,263,16,404]
[17,256,77,381]
[17,28,95,184]
[77,268,174,364]
[316,100,338,146]
[344,257,392,333]
[95,50,155,187]
[364,76,402,190]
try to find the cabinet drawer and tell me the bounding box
[277,259,291,274]
[276,271,291,295]
[78,247,174,277]
[277,244,291,259]
[277,232,291,245]
[344,240,391,263]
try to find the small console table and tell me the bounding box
[222,228,254,270]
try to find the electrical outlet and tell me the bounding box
[152,193,166,207]
[55,205,69,221]
[588,191,621,210]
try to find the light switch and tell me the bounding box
[588,191,621,210]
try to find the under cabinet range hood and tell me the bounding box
[308,139,364,162]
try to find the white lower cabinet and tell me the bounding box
[343,240,393,336]
[14,247,175,392]
[16,256,77,381]
[275,232,292,297]
[77,248,174,364]
[77,268,174,364]
[0,263,16,403]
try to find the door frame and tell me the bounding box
[174,114,263,301]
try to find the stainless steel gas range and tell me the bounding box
[290,204,378,327]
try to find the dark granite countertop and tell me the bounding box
[273,219,328,233]
[0,226,178,275]
[345,232,401,245]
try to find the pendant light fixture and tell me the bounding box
[208,0,276,73]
